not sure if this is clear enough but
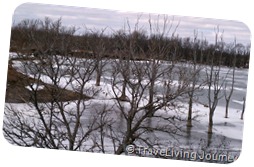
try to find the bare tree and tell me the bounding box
[4,18,102,151]
[186,30,205,127]
[110,58,189,155]
[206,26,225,134]
[107,16,191,155]
[111,28,130,101]
[224,38,237,118]
[86,27,109,86]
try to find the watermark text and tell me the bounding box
[126,145,238,163]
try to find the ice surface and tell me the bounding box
[5,58,247,155]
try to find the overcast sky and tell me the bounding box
[12,3,251,46]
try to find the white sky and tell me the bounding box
[12,3,251,46]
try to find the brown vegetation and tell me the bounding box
[5,63,89,103]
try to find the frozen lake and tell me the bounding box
[4,55,248,162]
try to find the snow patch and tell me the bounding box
[25,84,45,91]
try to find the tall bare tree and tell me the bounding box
[186,30,205,127]
[107,16,191,155]
[206,26,225,134]
[85,27,109,86]
[224,38,237,118]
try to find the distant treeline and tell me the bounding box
[10,17,250,68]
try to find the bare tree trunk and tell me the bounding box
[225,99,230,118]
[208,110,214,134]
[119,79,128,101]
[241,97,246,120]
[95,66,101,86]
[187,97,193,127]
[207,132,213,147]
[147,60,156,115]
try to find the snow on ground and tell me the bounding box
[232,100,245,105]
[6,57,247,153]
[233,87,246,92]
[4,77,245,147]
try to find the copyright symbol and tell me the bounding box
[126,144,135,154]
